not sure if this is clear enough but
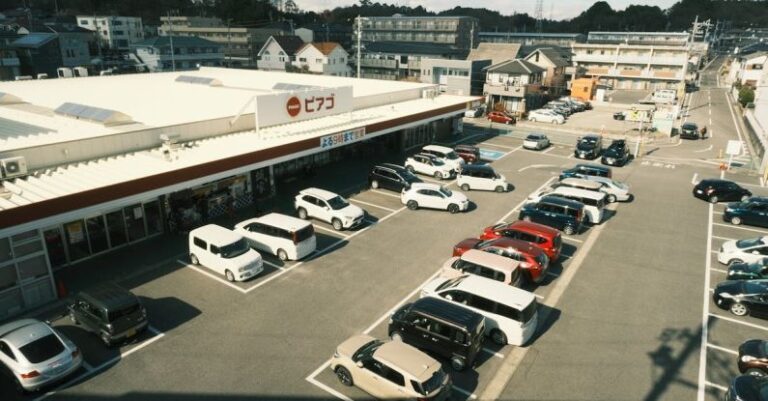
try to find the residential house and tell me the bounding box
[419,58,491,96]
[257,35,309,71]
[467,43,521,66]
[295,23,352,50]
[524,48,569,96]
[292,42,350,76]
[131,35,223,72]
[11,32,61,77]
[479,32,585,47]
[0,25,21,80]
[484,59,545,115]
[728,51,768,87]
[77,16,144,50]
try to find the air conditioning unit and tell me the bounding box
[1,156,28,179]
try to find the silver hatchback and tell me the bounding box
[0,318,82,392]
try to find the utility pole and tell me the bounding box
[355,15,362,79]
[226,19,232,68]
[93,13,103,72]
[168,11,176,72]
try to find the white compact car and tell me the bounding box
[189,224,264,281]
[457,164,508,192]
[718,237,768,265]
[401,182,469,213]
[421,144,465,171]
[579,175,632,202]
[464,107,485,118]
[294,187,365,231]
[405,153,454,179]
[528,109,565,124]
[523,133,551,150]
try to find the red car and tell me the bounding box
[487,111,516,125]
[453,237,550,284]
[479,220,562,261]
[454,144,480,164]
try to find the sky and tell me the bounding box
[291,0,679,20]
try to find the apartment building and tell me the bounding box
[587,31,690,47]
[0,25,21,80]
[479,32,585,47]
[77,15,143,50]
[132,36,223,72]
[295,23,352,50]
[728,51,768,87]
[419,58,491,96]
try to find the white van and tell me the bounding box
[579,175,631,202]
[421,145,465,171]
[440,249,523,287]
[234,213,316,261]
[548,186,606,224]
[420,274,538,346]
[457,164,508,192]
[188,224,264,282]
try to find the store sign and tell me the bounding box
[320,128,366,149]
[256,86,353,127]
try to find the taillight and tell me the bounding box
[21,370,41,379]
[453,247,463,256]
[292,232,298,244]
[706,188,715,195]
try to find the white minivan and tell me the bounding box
[549,186,606,224]
[457,164,508,192]
[188,224,264,282]
[234,213,317,261]
[420,274,538,346]
[421,145,465,171]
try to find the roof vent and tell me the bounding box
[54,102,133,126]
[175,75,222,86]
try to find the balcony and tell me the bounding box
[358,58,397,69]
[484,83,541,98]
[573,54,616,63]
[574,54,687,66]
[583,67,683,81]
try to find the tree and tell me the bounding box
[738,86,755,107]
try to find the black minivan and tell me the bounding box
[68,283,148,346]
[388,297,485,371]
[518,196,585,235]
[369,163,422,192]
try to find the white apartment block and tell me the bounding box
[292,42,351,76]
[77,15,144,50]
[727,52,768,87]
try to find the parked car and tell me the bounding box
[368,163,422,192]
[479,220,562,261]
[388,297,485,371]
[464,106,485,118]
[518,195,585,235]
[457,164,508,192]
[693,179,751,204]
[601,139,631,167]
[420,274,538,346]
[558,97,587,112]
[545,101,573,115]
[560,164,613,180]
[401,183,469,213]
[728,259,768,280]
[574,135,603,159]
[718,237,768,266]
[738,339,768,376]
[725,197,768,227]
[577,175,631,202]
[713,279,768,317]
[528,186,606,225]
[725,375,768,401]
[487,111,516,124]
[542,103,571,117]
[613,112,626,121]
[405,153,455,180]
[528,109,564,124]
[330,334,452,400]
[234,213,316,261]
[68,283,148,346]
[0,319,83,393]
[295,187,364,231]
[421,145,465,171]
[452,237,550,284]
[680,122,707,140]
[523,133,551,150]
[188,224,264,281]
[454,144,480,164]
[440,249,523,288]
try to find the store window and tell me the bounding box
[64,220,91,261]
[87,216,109,254]
[0,264,17,291]
[43,228,67,268]
[17,255,48,282]
[144,201,163,235]
[124,204,147,242]
[0,237,12,263]
[106,210,128,248]
[12,240,42,258]
[0,288,23,319]
[22,279,54,309]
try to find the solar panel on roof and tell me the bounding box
[54,102,132,126]
[175,75,221,86]
[272,83,323,91]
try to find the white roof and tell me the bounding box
[552,186,607,200]
[409,182,443,191]
[190,224,242,244]
[299,187,340,200]
[251,212,311,231]
[422,144,453,153]
[452,274,536,309]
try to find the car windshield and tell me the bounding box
[415,370,447,395]
[444,151,460,160]
[402,171,420,183]
[577,142,595,150]
[682,123,697,130]
[526,135,541,140]
[439,187,453,197]
[352,339,383,362]
[219,238,250,259]
[19,333,64,363]
[737,238,766,249]
[327,196,349,210]
[435,276,465,291]
[610,180,626,189]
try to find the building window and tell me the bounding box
[299,57,306,62]
[80,19,89,25]
[316,58,323,64]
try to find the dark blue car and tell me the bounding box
[519,196,585,235]
[724,197,768,227]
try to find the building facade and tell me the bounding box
[11,33,61,78]
[587,31,690,47]
[484,59,545,115]
[296,23,352,50]
[479,32,585,47]
[524,48,569,96]
[727,52,768,87]
[419,58,491,96]
[0,25,21,80]
[292,42,351,76]
[41,23,92,68]
[357,16,478,50]
[257,35,306,71]
[76,16,144,50]
[132,36,223,72]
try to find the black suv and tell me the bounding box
[680,122,707,140]
[368,163,422,192]
[723,197,768,227]
[388,297,485,371]
[601,139,631,167]
[68,283,148,346]
[518,196,585,235]
[574,135,603,159]
[559,164,612,180]
[692,179,751,203]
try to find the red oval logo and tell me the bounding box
[286,96,301,117]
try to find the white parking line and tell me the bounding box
[706,381,728,392]
[532,293,544,300]
[711,235,735,241]
[710,267,728,274]
[562,236,584,243]
[313,224,351,238]
[371,189,402,199]
[707,343,738,356]
[542,147,555,154]
[696,202,714,401]
[306,375,354,401]
[180,260,248,294]
[712,211,723,215]
[691,173,699,185]
[482,347,506,359]
[452,385,479,400]
[517,164,557,172]
[348,198,396,212]
[713,223,768,235]
[482,142,519,150]
[709,313,768,332]
[694,145,713,153]
[500,146,522,159]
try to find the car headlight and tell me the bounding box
[239,266,249,272]
[720,292,733,299]
[728,270,736,276]
[742,355,757,363]
[333,350,340,359]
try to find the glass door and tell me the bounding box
[106,210,128,248]
[124,204,147,242]
[42,227,67,269]
[63,220,91,262]
[86,216,109,254]
[143,201,163,236]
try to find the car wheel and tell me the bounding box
[332,218,343,231]
[448,204,460,214]
[495,186,505,193]
[709,195,719,204]
[491,329,508,345]
[370,180,379,189]
[406,165,415,173]
[730,302,749,316]
[225,269,235,282]
[742,194,751,202]
[407,200,419,210]
[391,332,403,342]
[563,225,576,235]
[461,184,470,191]
[297,207,308,220]
[69,310,78,324]
[190,254,199,265]
[277,249,289,261]
[607,194,617,203]
[451,356,466,371]
[434,171,442,179]
[101,332,112,347]
[731,216,742,225]
[335,366,354,387]
[747,368,766,377]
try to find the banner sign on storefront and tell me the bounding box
[257,86,353,127]
[319,127,367,150]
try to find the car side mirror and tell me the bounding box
[753,251,761,255]
[445,294,453,301]
[356,361,364,368]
